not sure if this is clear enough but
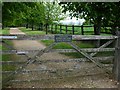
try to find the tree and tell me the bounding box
[2,2,65,28]
[44,1,66,24]
[60,2,120,35]
[2,2,38,28]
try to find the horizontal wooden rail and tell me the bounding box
[72,35,118,40]
[2,67,113,74]
[50,48,115,53]
[1,56,114,65]
[0,35,118,40]
[1,48,115,54]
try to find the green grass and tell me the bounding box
[41,40,95,49]
[19,27,47,35]
[0,28,10,34]
[2,40,13,50]
[1,28,16,87]
[2,65,16,71]
[1,40,15,69]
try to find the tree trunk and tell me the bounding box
[94,16,102,47]
[94,25,97,35]
[94,16,102,35]
[26,23,28,28]
[31,22,34,31]
[2,24,4,29]
[94,23,101,35]
[26,19,29,28]
[31,19,34,30]
[111,26,118,35]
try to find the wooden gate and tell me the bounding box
[1,33,120,87]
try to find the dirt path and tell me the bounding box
[10,28,25,35]
[10,28,46,50]
[7,28,118,88]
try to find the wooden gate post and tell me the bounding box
[113,28,120,82]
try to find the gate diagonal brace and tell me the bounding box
[3,42,57,85]
[90,40,114,57]
[67,42,111,74]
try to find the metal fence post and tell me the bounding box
[113,27,120,82]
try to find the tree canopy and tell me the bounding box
[60,2,120,35]
[2,2,65,28]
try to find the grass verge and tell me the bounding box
[19,27,47,35]
[0,28,10,34]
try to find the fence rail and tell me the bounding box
[0,34,118,40]
[0,48,115,54]
[34,24,116,35]
[1,56,114,65]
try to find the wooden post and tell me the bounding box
[72,25,74,35]
[66,25,68,34]
[94,25,96,35]
[60,25,62,34]
[113,27,120,82]
[81,25,84,35]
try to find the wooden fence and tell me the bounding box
[26,23,113,35]
[1,31,120,86]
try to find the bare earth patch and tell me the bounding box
[6,28,118,88]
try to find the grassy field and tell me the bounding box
[19,27,47,35]
[0,28,10,34]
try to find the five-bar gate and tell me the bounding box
[1,33,120,88]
